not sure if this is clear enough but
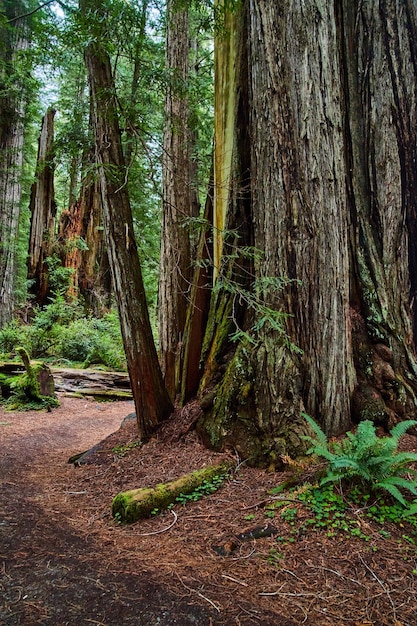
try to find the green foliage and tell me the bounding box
[58,313,126,370]
[112,440,142,457]
[0,319,22,354]
[266,482,417,546]
[45,255,75,295]
[172,474,225,506]
[0,349,59,411]
[256,416,417,555]
[302,413,417,507]
[0,299,125,370]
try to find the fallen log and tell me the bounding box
[112,462,232,523]
[51,367,132,399]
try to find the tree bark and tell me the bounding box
[190,0,417,466]
[0,3,28,326]
[57,170,111,313]
[158,0,200,400]
[27,107,57,305]
[82,0,173,439]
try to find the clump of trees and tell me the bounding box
[1,0,417,466]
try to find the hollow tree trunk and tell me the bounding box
[27,107,57,305]
[193,0,417,466]
[158,0,200,400]
[82,0,173,439]
[57,170,111,313]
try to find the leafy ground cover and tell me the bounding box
[1,395,417,625]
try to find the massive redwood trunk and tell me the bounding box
[189,0,417,466]
[82,0,173,439]
[27,108,57,305]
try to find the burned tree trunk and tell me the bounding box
[82,0,173,439]
[27,107,57,305]
[57,172,111,312]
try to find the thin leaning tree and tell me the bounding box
[80,0,173,439]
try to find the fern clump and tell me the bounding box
[302,413,417,507]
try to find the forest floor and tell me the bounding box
[1,393,417,625]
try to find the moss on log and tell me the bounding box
[112,462,232,523]
[0,352,57,409]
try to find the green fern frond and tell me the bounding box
[301,413,417,506]
[301,413,328,447]
[402,502,417,517]
[388,419,417,442]
[377,475,417,496]
[376,481,407,506]
[387,450,417,465]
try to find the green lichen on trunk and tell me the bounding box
[197,340,311,468]
[112,462,232,523]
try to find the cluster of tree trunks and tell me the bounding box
[3,1,417,468]
[174,0,417,465]
[26,106,111,312]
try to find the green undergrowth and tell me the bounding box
[0,361,59,411]
[264,482,417,546]
[259,415,417,555]
[0,301,126,371]
[112,440,142,457]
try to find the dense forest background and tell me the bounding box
[2,0,417,467]
[0,0,213,382]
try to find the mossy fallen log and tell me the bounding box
[112,462,232,523]
[0,349,57,409]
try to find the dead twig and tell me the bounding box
[358,555,397,620]
[137,510,178,536]
[176,574,221,613]
[221,574,248,587]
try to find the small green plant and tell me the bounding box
[302,414,417,507]
[175,475,225,506]
[266,548,284,566]
[112,440,142,457]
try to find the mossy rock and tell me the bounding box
[112,462,232,523]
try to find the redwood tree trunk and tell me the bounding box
[0,3,28,326]
[192,0,417,466]
[27,107,57,305]
[82,2,173,439]
[158,0,200,400]
[57,168,111,313]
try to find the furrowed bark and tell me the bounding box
[27,108,57,305]
[82,0,173,439]
[159,0,200,400]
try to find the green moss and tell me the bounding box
[0,349,59,411]
[112,463,232,523]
